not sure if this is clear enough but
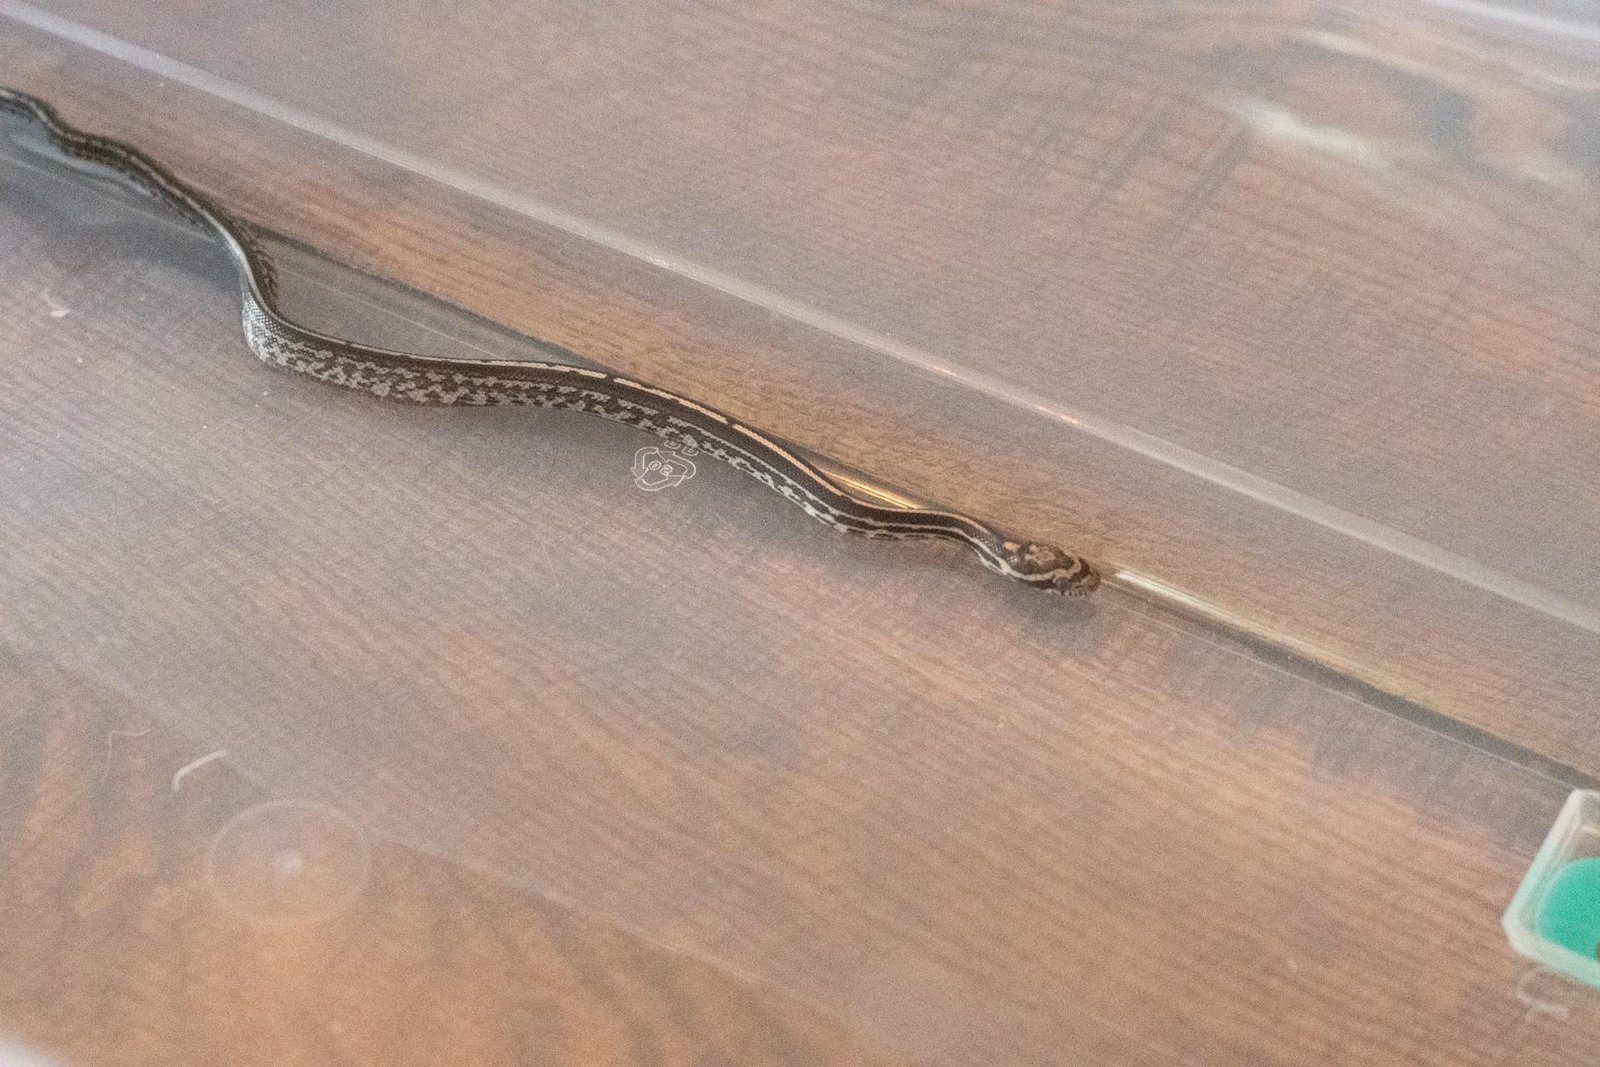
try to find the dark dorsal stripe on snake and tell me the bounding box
[0,86,1099,596]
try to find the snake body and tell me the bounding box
[0,86,1098,596]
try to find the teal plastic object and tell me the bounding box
[1536,857,1600,959]
[1505,790,1600,989]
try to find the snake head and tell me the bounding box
[1011,541,1100,597]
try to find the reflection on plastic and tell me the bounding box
[0,1041,62,1067]
[205,800,372,927]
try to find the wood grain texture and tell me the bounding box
[0,648,898,1067]
[0,0,1595,777]
[2,138,1600,1065]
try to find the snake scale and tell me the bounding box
[0,86,1099,596]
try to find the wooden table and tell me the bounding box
[1,3,1598,1063]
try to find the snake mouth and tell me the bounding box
[1,83,1105,602]
[1054,564,1100,596]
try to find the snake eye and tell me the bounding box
[1016,541,1068,571]
[1011,542,1099,595]
[1056,566,1100,596]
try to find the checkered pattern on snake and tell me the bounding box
[1,86,1098,596]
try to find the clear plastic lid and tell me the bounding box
[3,0,1597,769]
[5,4,1600,1063]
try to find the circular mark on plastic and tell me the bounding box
[205,800,371,926]
[631,444,697,491]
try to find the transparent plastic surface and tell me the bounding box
[8,0,1600,608]
[1,0,1597,777]
[1506,790,1600,989]
[5,125,1600,1065]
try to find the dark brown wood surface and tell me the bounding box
[2,2,1600,1063]
[0,0,1595,778]
[1,128,1599,1065]
[0,648,896,1067]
